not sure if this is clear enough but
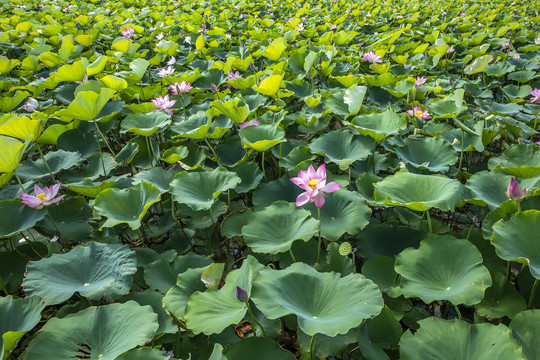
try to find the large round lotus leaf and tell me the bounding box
[400,318,525,360]
[239,124,286,152]
[116,347,170,360]
[510,310,540,360]
[184,256,264,335]
[221,209,254,238]
[57,127,99,158]
[482,197,540,241]
[169,167,241,211]
[395,235,492,305]
[225,337,296,360]
[120,111,172,136]
[0,200,46,238]
[163,266,210,322]
[231,161,263,193]
[58,88,116,121]
[374,171,463,211]
[296,328,357,359]
[0,296,45,359]
[0,135,29,173]
[357,306,402,359]
[305,190,371,241]
[16,150,81,181]
[252,174,303,211]
[93,181,161,230]
[242,201,319,254]
[476,272,526,320]
[492,210,540,279]
[465,170,513,209]
[23,242,137,305]
[24,301,158,360]
[131,167,176,194]
[349,108,407,142]
[362,256,401,298]
[0,251,27,292]
[118,289,176,334]
[251,262,384,336]
[488,144,540,178]
[355,224,426,259]
[170,111,211,139]
[394,137,458,173]
[40,197,93,241]
[308,129,373,165]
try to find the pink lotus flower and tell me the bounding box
[290,164,342,208]
[530,88,540,103]
[361,51,383,64]
[505,177,527,202]
[446,46,455,54]
[407,106,431,121]
[22,97,39,112]
[535,37,540,45]
[238,120,259,130]
[415,76,427,87]
[512,52,520,59]
[167,56,176,66]
[121,28,136,39]
[157,66,174,78]
[151,94,176,115]
[169,81,193,95]
[20,183,65,209]
[226,71,242,81]
[501,42,510,50]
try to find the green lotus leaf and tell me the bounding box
[476,272,527,320]
[309,128,374,165]
[144,253,213,294]
[100,75,128,91]
[0,135,29,173]
[221,209,254,239]
[253,75,283,98]
[510,310,540,360]
[374,171,463,211]
[400,318,525,360]
[52,59,87,83]
[323,90,349,116]
[357,306,403,359]
[239,124,286,152]
[395,235,492,305]
[296,328,357,359]
[231,161,264,193]
[343,85,368,116]
[23,242,137,305]
[492,210,540,279]
[279,145,316,171]
[0,55,20,74]
[170,167,240,211]
[305,190,371,241]
[428,89,467,119]
[251,262,384,336]
[464,55,493,75]
[131,167,176,194]
[163,266,211,323]
[16,150,81,181]
[184,256,264,335]
[0,296,45,360]
[116,347,170,360]
[59,87,116,121]
[242,201,319,254]
[170,111,211,139]
[120,111,172,136]
[465,170,513,209]
[57,127,99,158]
[394,137,458,173]
[0,115,44,142]
[93,182,161,230]
[118,289,176,334]
[488,144,540,178]
[362,256,401,298]
[211,98,250,124]
[0,200,46,238]
[24,301,158,360]
[262,37,287,61]
[349,108,407,142]
[226,337,296,360]
[66,180,115,198]
[161,145,189,164]
[0,251,27,293]
[252,174,303,210]
[40,197,93,241]
[0,91,29,112]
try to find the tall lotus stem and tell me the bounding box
[317,208,322,263]
[426,210,432,236]
[36,145,54,180]
[246,301,266,337]
[309,334,316,360]
[529,279,539,309]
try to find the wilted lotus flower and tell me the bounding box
[22,97,39,112]
[238,120,259,130]
[20,183,65,209]
[415,76,427,87]
[505,177,527,202]
[157,66,175,78]
[121,27,136,38]
[169,81,193,95]
[361,51,382,64]
[236,286,248,302]
[290,164,342,208]
[407,105,431,121]
[530,88,540,103]
[151,94,176,115]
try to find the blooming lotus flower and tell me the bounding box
[361,51,382,64]
[407,106,431,121]
[22,97,39,112]
[20,183,65,209]
[512,52,520,59]
[121,28,136,38]
[415,76,427,87]
[290,164,342,208]
[226,71,242,81]
[166,56,176,66]
[151,94,176,115]
[296,23,304,31]
[157,66,175,78]
[446,46,455,54]
[530,88,540,103]
[535,37,540,45]
[238,120,259,130]
[505,177,527,202]
[156,32,164,40]
[169,81,193,95]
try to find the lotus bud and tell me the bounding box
[236,286,248,302]
[22,97,39,112]
[210,83,218,93]
[505,177,527,202]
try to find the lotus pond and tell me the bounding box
[0,0,540,358]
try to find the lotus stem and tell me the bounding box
[47,212,62,238]
[516,201,522,214]
[0,276,8,295]
[145,136,154,167]
[14,172,26,192]
[505,261,511,280]
[19,232,41,259]
[317,207,322,264]
[261,151,267,182]
[453,304,462,320]
[36,145,54,180]
[309,334,316,360]
[246,301,266,337]
[529,279,539,309]
[204,138,219,163]
[209,207,215,226]
[426,210,432,236]
[278,144,282,177]
[289,248,297,263]
[94,129,108,176]
[457,129,464,173]
[93,119,116,156]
